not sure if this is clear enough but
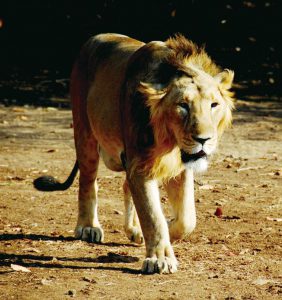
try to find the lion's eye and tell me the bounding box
[177,103,190,117]
[211,102,219,108]
[175,70,186,78]
[178,103,189,111]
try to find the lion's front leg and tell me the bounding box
[127,174,178,274]
[165,168,196,242]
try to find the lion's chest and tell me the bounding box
[151,147,185,180]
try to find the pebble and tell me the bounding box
[67,289,76,297]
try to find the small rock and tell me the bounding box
[214,207,223,218]
[208,273,219,279]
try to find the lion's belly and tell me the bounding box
[87,78,124,164]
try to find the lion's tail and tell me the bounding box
[33,161,79,191]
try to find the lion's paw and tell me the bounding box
[75,225,104,243]
[168,218,196,242]
[125,226,144,244]
[142,256,178,274]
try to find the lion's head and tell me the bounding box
[126,35,234,177]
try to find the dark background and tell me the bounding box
[0,0,281,107]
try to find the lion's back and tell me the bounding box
[71,34,144,159]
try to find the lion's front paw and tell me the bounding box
[142,256,178,274]
[142,243,178,274]
[75,225,104,243]
[125,226,144,244]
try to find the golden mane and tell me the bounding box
[165,34,221,76]
[129,34,235,180]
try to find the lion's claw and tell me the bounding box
[142,257,178,274]
[75,226,104,243]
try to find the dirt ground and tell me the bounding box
[0,100,281,300]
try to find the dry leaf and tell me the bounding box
[113,209,123,215]
[47,149,56,153]
[266,217,282,222]
[82,276,97,284]
[46,107,58,111]
[20,115,28,121]
[41,279,53,285]
[252,278,270,286]
[239,248,250,255]
[23,247,41,253]
[199,184,214,190]
[236,166,263,172]
[11,264,31,273]
[12,107,26,113]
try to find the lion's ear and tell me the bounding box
[215,69,234,90]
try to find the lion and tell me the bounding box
[34,33,234,274]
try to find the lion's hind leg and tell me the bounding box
[74,134,104,243]
[123,180,144,244]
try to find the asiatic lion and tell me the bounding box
[34,33,234,274]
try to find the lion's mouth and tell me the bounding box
[181,149,207,163]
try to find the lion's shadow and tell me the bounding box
[0,233,139,247]
[0,233,140,274]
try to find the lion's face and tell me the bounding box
[145,67,234,173]
[132,36,234,176]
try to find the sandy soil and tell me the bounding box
[0,100,281,299]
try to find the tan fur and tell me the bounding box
[69,33,235,274]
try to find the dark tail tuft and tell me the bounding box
[33,161,79,192]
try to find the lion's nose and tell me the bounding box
[192,135,211,145]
